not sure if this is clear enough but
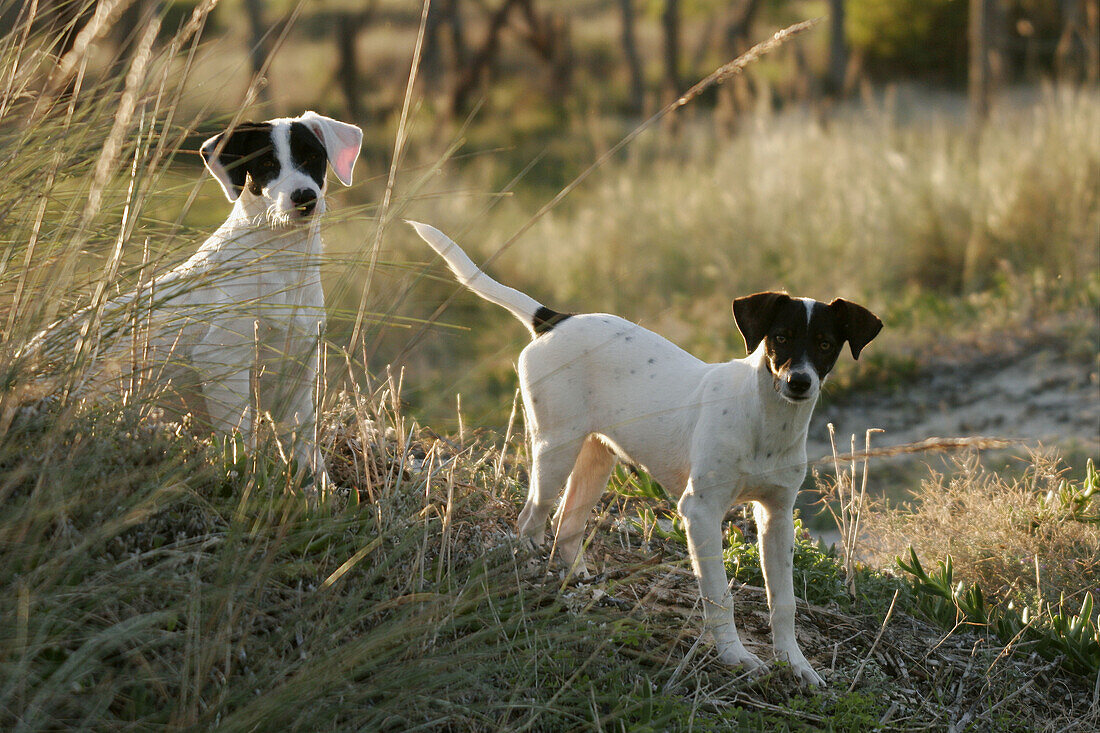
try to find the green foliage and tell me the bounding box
[847,0,968,79]
[724,517,850,608]
[1043,458,1100,524]
[0,401,707,730]
[611,464,672,501]
[899,546,1100,677]
[730,682,888,732]
[612,468,871,609]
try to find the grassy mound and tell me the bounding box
[1,391,1096,730]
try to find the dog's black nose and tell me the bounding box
[786,372,812,395]
[290,188,317,216]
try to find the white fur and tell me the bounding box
[25,113,363,490]
[409,222,825,686]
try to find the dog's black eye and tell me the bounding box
[819,341,833,351]
[774,334,788,345]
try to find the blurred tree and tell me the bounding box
[851,0,1086,83]
[243,0,272,105]
[451,0,520,114]
[1055,0,1099,82]
[421,1,446,90]
[827,0,848,94]
[333,5,377,121]
[449,0,572,116]
[516,0,573,103]
[721,0,761,60]
[618,0,645,115]
[969,0,993,123]
[848,0,968,81]
[661,0,682,95]
[417,0,469,100]
[444,0,469,69]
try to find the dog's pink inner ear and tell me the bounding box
[300,112,363,187]
[332,146,358,185]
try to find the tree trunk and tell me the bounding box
[716,0,762,127]
[515,0,573,104]
[968,0,991,124]
[617,0,644,115]
[1055,0,1099,83]
[450,0,520,116]
[723,0,761,58]
[421,2,446,92]
[444,0,468,68]
[335,13,364,119]
[827,0,847,94]
[1089,0,1100,83]
[243,0,272,106]
[661,0,681,97]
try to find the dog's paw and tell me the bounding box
[716,643,765,673]
[515,533,540,553]
[787,660,824,687]
[795,663,825,687]
[557,561,591,582]
[776,649,825,687]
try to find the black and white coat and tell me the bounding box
[409,221,883,686]
[25,112,362,488]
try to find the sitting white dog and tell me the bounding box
[21,112,362,488]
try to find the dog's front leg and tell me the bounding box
[679,482,763,672]
[279,358,331,494]
[196,367,254,446]
[755,493,824,686]
[192,333,255,448]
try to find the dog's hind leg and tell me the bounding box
[551,436,616,577]
[517,438,583,546]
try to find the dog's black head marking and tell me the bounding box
[199,113,361,226]
[288,122,328,191]
[733,291,882,401]
[201,122,328,200]
[200,122,277,199]
[199,119,344,206]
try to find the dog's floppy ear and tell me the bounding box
[299,111,363,186]
[732,291,791,354]
[828,298,883,359]
[199,132,246,202]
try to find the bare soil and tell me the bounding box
[810,335,1100,472]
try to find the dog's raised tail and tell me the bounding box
[407,221,571,337]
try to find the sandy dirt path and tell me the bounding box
[808,337,1099,465]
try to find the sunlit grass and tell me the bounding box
[381,86,1100,425]
[1,5,1097,729]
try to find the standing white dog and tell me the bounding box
[22,112,362,488]
[409,221,882,686]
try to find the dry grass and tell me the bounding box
[1,5,1098,730]
[387,85,1100,425]
[3,389,1098,730]
[860,451,1100,611]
